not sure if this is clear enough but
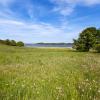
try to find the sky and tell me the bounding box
[0,0,100,43]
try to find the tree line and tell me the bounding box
[0,39,24,47]
[73,27,100,52]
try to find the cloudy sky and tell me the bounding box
[0,0,100,43]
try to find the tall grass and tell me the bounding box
[0,45,100,100]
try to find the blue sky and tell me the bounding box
[0,0,100,43]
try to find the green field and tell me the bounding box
[0,45,100,100]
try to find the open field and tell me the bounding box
[0,45,100,100]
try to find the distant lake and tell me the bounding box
[25,43,73,48]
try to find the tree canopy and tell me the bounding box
[73,27,100,52]
[16,41,24,47]
[0,39,24,47]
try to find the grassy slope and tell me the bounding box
[0,45,100,100]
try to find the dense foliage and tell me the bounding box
[95,44,100,53]
[16,41,24,47]
[73,27,100,52]
[0,39,24,47]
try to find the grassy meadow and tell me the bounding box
[0,45,100,100]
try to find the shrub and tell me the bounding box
[10,40,16,46]
[17,41,24,47]
[5,39,11,45]
[0,39,5,44]
[0,39,24,47]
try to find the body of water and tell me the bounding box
[25,43,72,48]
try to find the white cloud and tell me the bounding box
[53,5,74,16]
[51,0,100,5]
[0,19,24,25]
[50,0,100,16]
[0,0,14,6]
[83,0,100,5]
[0,0,16,20]
[0,0,99,42]
[0,0,48,21]
[0,19,69,42]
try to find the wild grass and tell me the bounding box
[0,45,100,100]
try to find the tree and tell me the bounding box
[0,39,5,44]
[95,44,100,53]
[5,39,11,45]
[94,29,100,52]
[95,29,100,44]
[16,41,24,47]
[10,40,16,46]
[73,27,98,52]
[0,39,24,47]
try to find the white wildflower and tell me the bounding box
[82,89,84,92]
[78,86,81,89]
[93,80,95,82]
[37,91,39,94]
[86,79,89,82]
[98,90,100,93]
[22,84,25,88]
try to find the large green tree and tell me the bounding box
[73,27,99,52]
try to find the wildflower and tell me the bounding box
[82,94,83,97]
[78,86,81,89]
[67,83,69,87]
[82,89,84,92]
[33,83,36,86]
[6,84,9,86]
[86,79,89,82]
[42,79,44,82]
[98,90,100,93]
[82,81,85,85]
[56,87,62,90]
[89,96,92,99]
[37,91,39,94]
[12,81,14,85]
[22,84,25,88]
[93,80,95,82]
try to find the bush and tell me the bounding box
[0,39,24,47]
[10,40,16,46]
[16,41,24,47]
[0,39,5,44]
[95,44,100,53]
[5,39,11,45]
